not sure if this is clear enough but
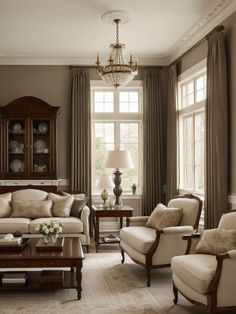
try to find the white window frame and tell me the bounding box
[90,80,143,194]
[177,60,206,196]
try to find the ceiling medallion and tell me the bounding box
[96,10,138,88]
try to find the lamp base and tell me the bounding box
[113,169,122,205]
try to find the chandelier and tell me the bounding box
[96,11,138,88]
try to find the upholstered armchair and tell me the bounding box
[120,194,202,286]
[171,210,236,314]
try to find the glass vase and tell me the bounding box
[43,233,58,245]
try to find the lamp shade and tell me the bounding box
[105,150,134,169]
[97,175,113,189]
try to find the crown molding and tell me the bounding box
[0,54,168,66]
[167,0,236,64]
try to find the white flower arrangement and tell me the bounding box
[35,220,63,236]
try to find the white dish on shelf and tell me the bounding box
[12,123,22,132]
[9,141,18,150]
[10,159,25,172]
[33,140,46,153]
[38,123,48,133]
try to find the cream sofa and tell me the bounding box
[0,189,90,251]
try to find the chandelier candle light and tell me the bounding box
[105,150,134,205]
[96,10,138,88]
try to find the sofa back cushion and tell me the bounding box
[12,189,48,201]
[48,193,74,217]
[11,200,53,218]
[0,193,12,218]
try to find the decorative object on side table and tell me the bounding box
[35,220,63,245]
[131,183,137,195]
[105,149,134,205]
[97,175,113,205]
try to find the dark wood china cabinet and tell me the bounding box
[0,96,60,184]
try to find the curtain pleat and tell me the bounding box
[166,64,178,202]
[143,70,163,215]
[71,69,91,202]
[205,27,228,228]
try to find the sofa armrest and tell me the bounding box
[162,226,193,235]
[80,205,90,238]
[127,216,149,227]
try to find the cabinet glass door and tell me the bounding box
[7,119,27,174]
[32,120,51,174]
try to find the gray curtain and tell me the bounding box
[205,26,228,228]
[143,69,163,215]
[71,68,91,201]
[166,64,178,202]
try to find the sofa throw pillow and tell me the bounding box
[195,229,236,255]
[48,193,74,217]
[70,197,89,218]
[0,193,12,218]
[11,200,53,218]
[146,203,183,229]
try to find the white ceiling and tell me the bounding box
[0,0,235,65]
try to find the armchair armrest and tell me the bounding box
[161,226,193,235]
[127,216,149,227]
[228,249,236,259]
[182,233,202,254]
[182,233,201,240]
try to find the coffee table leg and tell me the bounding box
[76,266,82,300]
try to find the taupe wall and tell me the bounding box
[0,65,71,179]
[177,11,236,194]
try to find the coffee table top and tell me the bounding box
[0,237,84,260]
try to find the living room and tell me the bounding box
[0,0,236,313]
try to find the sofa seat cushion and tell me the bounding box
[171,254,217,294]
[12,189,48,201]
[30,217,83,234]
[0,218,31,233]
[120,226,156,254]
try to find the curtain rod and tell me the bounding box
[170,25,225,66]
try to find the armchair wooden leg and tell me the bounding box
[121,248,125,264]
[173,283,178,304]
[146,267,151,287]
[86,245,89,253]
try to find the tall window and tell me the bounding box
[178,67,206,194]
[91,83,143,193]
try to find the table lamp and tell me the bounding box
[104,150,134,205]
[97,175,113,204]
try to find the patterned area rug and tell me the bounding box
[0,253,165,314]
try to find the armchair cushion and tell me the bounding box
[172,254,217,294]
[146,203,183,229]
[195,229,236,255]
[120,226,156,254]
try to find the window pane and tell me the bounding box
[119,91,139,113]
[196,77,204,90]
[94,91,114,112]
[92,123,114,190]
[120,123,139,189]
[196,89,205,102]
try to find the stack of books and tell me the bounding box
[103,234,120,243]
[2,272,28,284]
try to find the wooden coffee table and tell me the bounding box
[0,237,84,299]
